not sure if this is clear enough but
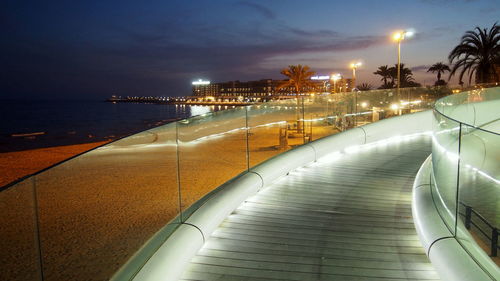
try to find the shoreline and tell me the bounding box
[0,141,110,188]
[106,99,255,106]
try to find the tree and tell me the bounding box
[357,83,373,91]
[449,23,500,84]
[373,65,392,89]
[387,63,421,88]
[278,65,316,132]
[278,65,317,94]
[427,62,451,86]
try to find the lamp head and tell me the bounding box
[350,62,362,69]
[393,31,403,41]
[392,29,415,41]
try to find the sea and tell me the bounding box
[0,100,218,153]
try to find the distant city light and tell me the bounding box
[192,79,211,85]
[330,73,341,81]
[311,75,330,80]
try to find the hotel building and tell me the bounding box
[192,77,355,99]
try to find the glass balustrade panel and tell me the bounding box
[431,110,460,235]
[247,98,304,167]
[457,125,500,268]
[0,178,41,281]
[303,95,342,141]
[356,89,395,124]
[34,123,179,281]
[177,107,247,219]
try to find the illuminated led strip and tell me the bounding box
[432,135,500,184]
[464,164,500,184]
[190,121,287,143]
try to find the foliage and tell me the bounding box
[449,23,500,84]
[426,85,453,99]
[277,65,317,94]
[373,65,392,88]
[427,62,451,85]
[278,65,316,133]
[378,82,395,89]
[374,63,421,88]
[357,83,373,91]
[390,63,418,87]
[434,79,448,86]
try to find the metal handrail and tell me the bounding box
[459,202,499,257]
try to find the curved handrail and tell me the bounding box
[0,86,444,281]
[428,86,500,280]
[124,110,434,281]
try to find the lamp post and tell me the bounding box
[322,80,328,93]
[392,30,414,95]
[349,62,361,127]
[330,73,341,93]
[349,62,362,90]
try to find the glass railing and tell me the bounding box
[1,86,442,281]
[431,86,500,274]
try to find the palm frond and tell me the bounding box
[449,23,500,84]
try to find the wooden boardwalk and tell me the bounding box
[181,136,440,281]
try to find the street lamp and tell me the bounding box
[349,62,361,127]
[330,73,341,93]
[349,62,362,89]
[392,30,414,92]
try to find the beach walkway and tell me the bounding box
[180,135,441,281]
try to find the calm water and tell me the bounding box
[0,100,217,152]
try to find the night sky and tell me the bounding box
[1,0,499,100]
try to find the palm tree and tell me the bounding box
[278,65,317,94]
[278,65,316,132]
[427,62,451,86]
[449,23,500,84]
[357,83,373,91]
[373,65,392,88]
[388,63,420,88]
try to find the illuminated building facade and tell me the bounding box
[192,77,356,99]
[192,79,219,96]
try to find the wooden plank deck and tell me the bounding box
[181,136,440,281]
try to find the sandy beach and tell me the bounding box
[0,107,340,281]
[0,141,110,188]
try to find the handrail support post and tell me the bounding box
[464,205,472,229]
[492,228,498,257]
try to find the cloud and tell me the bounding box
[411,65,432,72]
[0,10,386,99]
[420,0,478,4]
[479,6,500,14]
[236,1,276,19]
[98,17,386,72]
[283,26,339,38]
